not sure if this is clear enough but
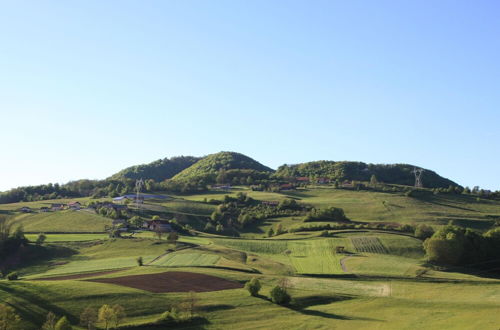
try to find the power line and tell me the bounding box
[412,168,424,188]
[135,178,144,211]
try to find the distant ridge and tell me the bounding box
[276,161,458,188]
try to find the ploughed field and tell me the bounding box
[86,271,243,293]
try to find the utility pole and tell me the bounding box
[135,179,144,211]
[412,168,424,188]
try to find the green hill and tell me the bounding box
[172,151,274,183]
[109,156,200,181]
[276,161,458,188]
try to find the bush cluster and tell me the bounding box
[424,225,500,266]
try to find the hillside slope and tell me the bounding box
[109,156,200,181]
[173,151,274,183]
[276,161,458,188]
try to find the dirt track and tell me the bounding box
[86,271,243,293]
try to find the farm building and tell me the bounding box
[51,203,66,211]
[279,183,295,191]
[144,220,172,232]
[296,177,310,183]
[317,177,329,184]
[342,181,354,188]
[68,201,81,210]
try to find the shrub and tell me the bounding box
[244,278,262,296]
[0,304,21,329]
[414,224,435,240]
[399,224,415,233]
[7,272,18,281]
[270,285,291,305]
[303,207,347,222]
[36,233,47,245]
[136,256,143,266]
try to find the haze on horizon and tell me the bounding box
[1,1,499,192]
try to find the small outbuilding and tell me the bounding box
[19,206,32,213]
[335,246,345,253]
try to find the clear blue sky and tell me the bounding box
[1,0,499,192]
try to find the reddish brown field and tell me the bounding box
[86,271,243,293]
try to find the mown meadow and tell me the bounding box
[0,185,499,329]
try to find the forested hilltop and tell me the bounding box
[172,151,273,183]
[109,156,200,181]
[2,151,498,204]
[276,161,458,188]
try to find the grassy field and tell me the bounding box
[2,267,499,329]
[1,187,500,329]
[278,187,500,228]
[24,233,109,242]
[170,186,500,235]
[152,252,220,267]
[10,210,111,233]
[25,238,174,278]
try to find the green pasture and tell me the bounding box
[10,210,111,233]
[1,187,500,329]
[24,233,108,242]
[1,267,499,329]
[0,197,92,212]
[25,238,174,278]
[152,252,220,267]
[279,187,500,227]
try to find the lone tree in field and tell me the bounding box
[111,305,126,328]
[270,285,291,305]
[270,278,291,305]
[79,307,97,330]
[54,316,72,330]
[0,304,21,330]
[167,231,179,246]
[98,305,114,330]
[244,278,261,296]
[180,291,198,319]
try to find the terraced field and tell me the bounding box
[351,236,388,254]
[215,238,289,255]
[152,252,221,267]
[215,237,351,275]
[287,239,346,274]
